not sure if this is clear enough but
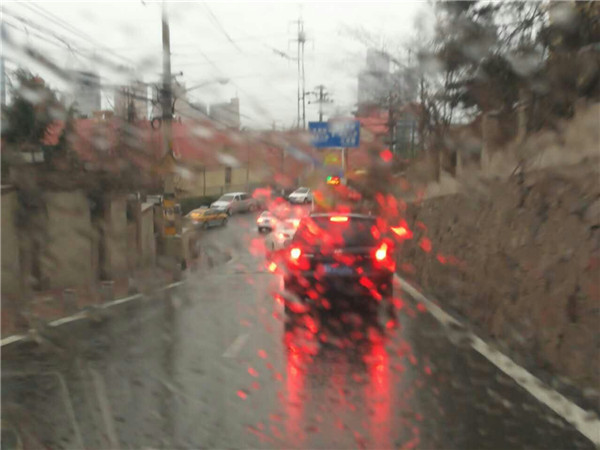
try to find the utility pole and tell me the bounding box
[161,2,177,238]
[290,18,307,129]
[387,92,397,156]
[1,54,6,107]
[308,84,333,122]
[0,22,5,108]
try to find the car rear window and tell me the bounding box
[293,216,377,249]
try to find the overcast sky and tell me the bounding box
[2,1,432,129]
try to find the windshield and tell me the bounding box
[294,216,377,249]
[2,2,599,450]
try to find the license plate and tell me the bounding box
[323,264,354,276]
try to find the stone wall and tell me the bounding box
[399,163,600,389]
[41,191,94,289]
[1,187,21,300]
[140,203,156,267]
[102,196,128,280]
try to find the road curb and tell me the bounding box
[394,274,600,446]
[0,281,186,348]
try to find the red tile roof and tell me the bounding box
[42,118,319,176]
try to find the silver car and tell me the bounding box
[265,218,300,251]
[288,187,312,204]
[257,211,277,233]
[211,192,258,215]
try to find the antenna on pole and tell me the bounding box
[307,84,333,122]
[290,15,309,130]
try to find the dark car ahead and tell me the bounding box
[282,212,395,318]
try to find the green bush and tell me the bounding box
[180,196,219,215]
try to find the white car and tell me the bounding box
[265,218,300,252]
[288,187,312,204]
[211,192,257,215]
[257,211,277,233]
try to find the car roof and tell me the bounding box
[225,192,247,195]
[189,207,209,214]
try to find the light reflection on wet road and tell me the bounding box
[1,212,596,449]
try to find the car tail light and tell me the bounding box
[375,243,388,261]
[330,216,349,222]
[288,246,309,270]
[373,241,395,271]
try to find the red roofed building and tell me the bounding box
[42,117,320,197]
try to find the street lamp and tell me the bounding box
[182,77,230,94]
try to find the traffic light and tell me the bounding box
[326,175,341,185]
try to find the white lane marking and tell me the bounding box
[102,293,143,308]
[222,333,250,358]
[90,368,120,449]
[1,284,185,347]
[0,334,28,347]
[394,274,600,446]
[50,312,87,327]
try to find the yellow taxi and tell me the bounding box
[187,207,228,229]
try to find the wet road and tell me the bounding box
[2,212,597,449]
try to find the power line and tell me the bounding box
[20,2,133,66]
[21,4,99,47]
[201,2,244,53]
[2,19,91,72]
[2,7,132,72]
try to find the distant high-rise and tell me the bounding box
[114,81,148,120]
[210,98,240,129]
[70,71,101,118]
[357,49,391,106]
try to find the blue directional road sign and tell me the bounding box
[308,120,360,148]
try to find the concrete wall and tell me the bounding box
[102,196,128,280]
[231,167,249,186]
[41,191,94,289]
[140,204,156,267]
[127,222,138,272]
[178,165,268,198]
[1,187,21,300]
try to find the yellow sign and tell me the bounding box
[163,198,177,236]
[324,151,341,166]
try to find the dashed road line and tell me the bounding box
[222,333,250,358]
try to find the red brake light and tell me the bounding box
[375,243,388,261]
[330,216,349,222]
[290,247,301,260]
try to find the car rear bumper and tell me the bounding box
[284,271,393,304]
